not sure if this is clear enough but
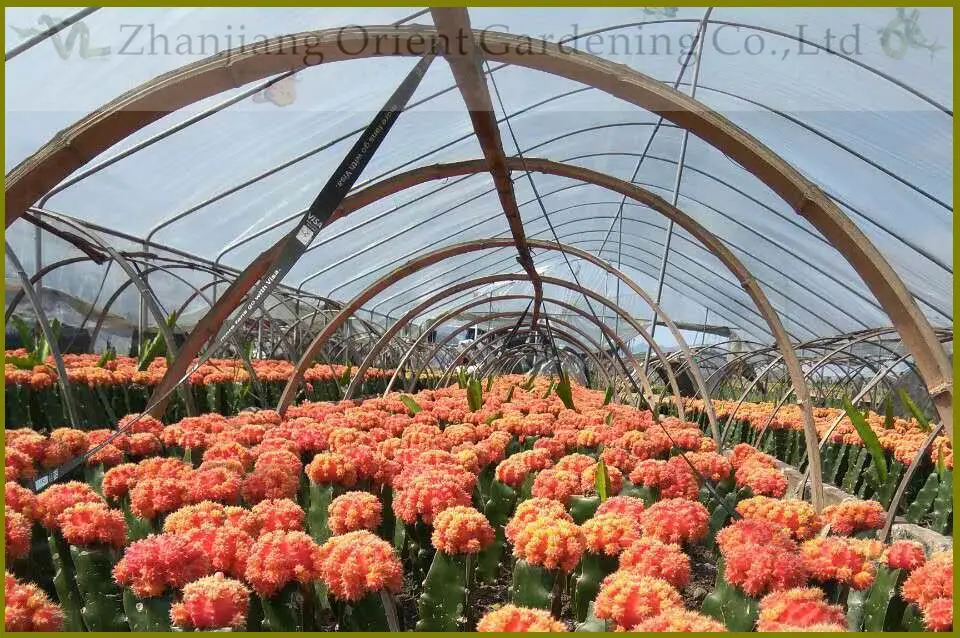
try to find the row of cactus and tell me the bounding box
[5,344,442,429]
[5,374,953,633]
[691,409,953,535]
[6,376,440,430]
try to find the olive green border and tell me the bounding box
[0,2,955,637]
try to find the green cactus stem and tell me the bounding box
[818,441,836,481]
[827,443,850,485]
[931,469,952,533]
[246,595,264,631]
[786,430,803,467]
[205,383,223,416]
[701,558,759,631]
[47,530,85,632]
[340,590,400,631]
[416,552,471,631]
[698,484,721,511]
[477,479,518,583]
[773,429,792,460]
[875,461,906,508]
[377,484,397,544]
[83,463,106,497]
[393,516,407,554]
[405,520,435,582]
[510,559,558,611]
[10,523,56,600]
[706,491,741,549]
[845,587,868,631]
[521,436,541,451]
[900,604,926,631]
[904,471,939,523]
[258,583,305,632]
[569,496,600,524]
[123,589,173,632]
[477,464,495,503]
[820,580,851,607]
[117,496,154,542]
[859,565,908,631]
[620,480,657,506]
[517,472,536,501]
[574,601,609,632]
[7,384,26,425]
[572,553,617,623]
[842,446,867,493]
[505,437,522,459]
[761,432,776,456]
[716,475,736,496]
[69,545,127,631]
[305,482,334,544]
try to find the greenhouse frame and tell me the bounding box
[3,5,955,634]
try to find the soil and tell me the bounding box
[395,571,421,630]
[394,560,517,631]
[469,563,514,627]
[682,542,718,610]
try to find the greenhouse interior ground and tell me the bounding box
[2,5,955,634]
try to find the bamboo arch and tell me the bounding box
[317,158,832,501]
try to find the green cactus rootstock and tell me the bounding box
[510,559,557,611]
[477,479,517,583]
[930,469,953,533]
[416,551,470,631]
[258,583,305,632]
[47,531,85,632]
[306,481,335,544]
[340,591,400,631]
[69,545,127,631]
[905,471,940,523]
[572,553,618,623]
[123,589,173,632]
[569,495,600,524]
[858,565,909,632]
[701,558,760,631]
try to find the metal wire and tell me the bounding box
[5,7,100,61]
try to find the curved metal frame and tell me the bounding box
[433,321,604,390]
[342,274,686,415]
[25,213,200,415]
[792,327,954,495]
[70,57,948,311]
[138,157,784,434]
[396,292,663,406]
[5,26,950,431]
[454,327,604,385]
[365,234,776,344]
[435,315,614,391]
[735,329,904,439]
